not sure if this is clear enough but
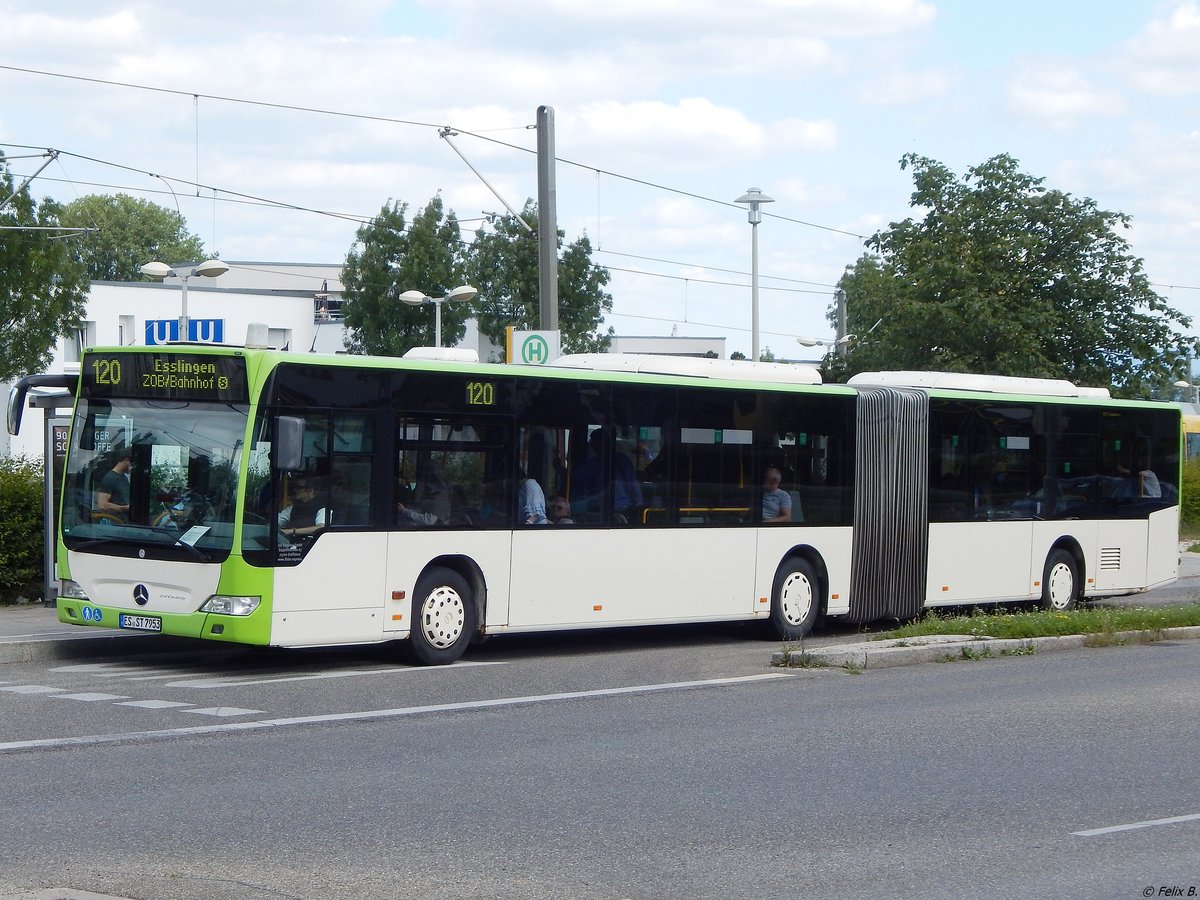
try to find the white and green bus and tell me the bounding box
[7,345,1180,664]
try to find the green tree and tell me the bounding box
[341,196,467,356]
[59,193,207,282]
[829,153,1194,397]
[0,155,89,382]
[0,456,44,602]
[467,200,613,355]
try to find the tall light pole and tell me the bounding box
[140,258,229,341]
[734,188,774,361]
[400,285,478,348]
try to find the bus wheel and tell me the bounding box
[770,558,820,641]
[408,567,477,665]
[1040,550,1079,612]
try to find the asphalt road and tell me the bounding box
[0,627,1198,899]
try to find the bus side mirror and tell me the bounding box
[274,416,305,472]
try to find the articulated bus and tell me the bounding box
[7,346,1180,664]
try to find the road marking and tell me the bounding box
[117,699,194,709]
[52,692,131,702]
[0,672,796,753]
[183,707,264,717]
[1072,812,1200,836]
[0,685,64,694]
[165,660,502,689]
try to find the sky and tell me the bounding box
[1,0,1198,360]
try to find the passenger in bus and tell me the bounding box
[548,495,574,525]
[476,481,509,526]
[95,448,133,519]
[397,457,452,526]
[278,475,330,537]
[519,468,549,524]
[761,466,792,523]
[573,428,643,520]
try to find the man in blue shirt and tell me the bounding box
[762,465,792,523]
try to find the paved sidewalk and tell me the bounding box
[0,603,194,664]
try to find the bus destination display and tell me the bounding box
[84,352,249,403]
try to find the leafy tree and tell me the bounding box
[467,200,613,355]
[829,153,1194,397]
[341,196,467,356]
[59,193,207,282]
[730,351,747,360]
[0,155,89,382]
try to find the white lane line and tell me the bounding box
[0,672,795,752]
[1072,812,1200,837]
[183,707,264,718]
[165,660,502,689]
[0,685,64,694]
[117,699,195,709]
[52,692,131,702]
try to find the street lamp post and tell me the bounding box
[140,259,229,341]
[734,187,774,361]
[400,284,478,348]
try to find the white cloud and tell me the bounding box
[1005,62,1126,128]
[857,66,953,106]
[1121,1,1200,96]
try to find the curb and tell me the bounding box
[0,634,200,666]
[771,625,1200,670]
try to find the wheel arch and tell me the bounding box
[1046,536,1086,597]
[420,554,487,635]
[775,544,830,619]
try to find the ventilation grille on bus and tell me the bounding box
[1099,548,1122,571]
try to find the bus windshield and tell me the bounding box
[61,396,249,561]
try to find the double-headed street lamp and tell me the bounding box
[734,187,774,362]
[400,284,478,348]
[797,334,855,351]
[140,259,229,341]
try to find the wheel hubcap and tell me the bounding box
[1047,562,1074,610]
[779,572,813,626]
[420,586,466,649]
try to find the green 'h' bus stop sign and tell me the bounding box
[506,329,561,366]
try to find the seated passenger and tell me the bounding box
[397,457,452,526]
[548,495,574,525]
[519,469,549,524]
[762,466,792,523]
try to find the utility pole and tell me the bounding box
[536,105,559,331]
[835,288,848,356]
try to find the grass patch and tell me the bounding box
[876,603,1200,642]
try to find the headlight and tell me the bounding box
[60,579,89,600]
[199,595,261,616]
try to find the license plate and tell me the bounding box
[118,614,162,633]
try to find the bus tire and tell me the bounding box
[407,567,476,665]
[1040,549,1079,612]
[769,557,820,641]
